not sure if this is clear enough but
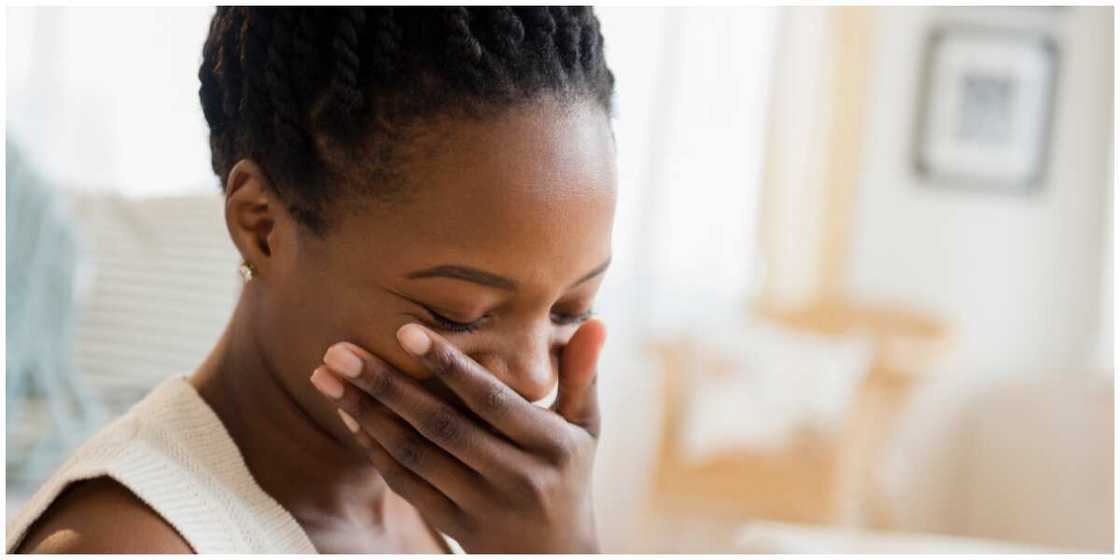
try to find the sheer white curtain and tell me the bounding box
[591,7,780,550]
[596,7,779,336]
[6,7,217,196]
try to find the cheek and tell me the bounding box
[252,265,343,382]
[252,260,403,381]
[329,296,435,381]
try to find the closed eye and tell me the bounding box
[420,305,489,334]
[551,309,595,326]
[386,288,489,334]
[426,306,593,332]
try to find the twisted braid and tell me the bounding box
[198,6,615,235]
[265,10,306,167]
[578,10,598,71]
[444,7,483,64]
[367,8,403,82]
[322,7,365,138]
[289,8,324,107]
[487,7,525,61]
[552,7,583,76]
[513,6,560,87]
[239,7,277,161]
[216,7,245,120]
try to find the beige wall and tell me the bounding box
[847,7,1113,382]
[761,6,1113,381]
[758,9,1114,549]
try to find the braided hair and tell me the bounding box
[198,7,616,235]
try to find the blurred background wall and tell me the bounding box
[847,7,1112,384]
[6,5,1114,553]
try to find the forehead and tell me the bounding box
[330,99,617,287]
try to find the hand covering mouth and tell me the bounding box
[417,377,558,441]
[419,377,508,439]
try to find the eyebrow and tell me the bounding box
[406,257,612,291]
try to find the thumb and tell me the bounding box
[553,318,607,436]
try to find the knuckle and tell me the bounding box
[363,366,395,400]
[549,433,580,466]
[429,345,460,378]
[424,408,463,445]
[352,401,372,425]
[515,469,555,505]
[393,434,426,470]
[481,385,509,415]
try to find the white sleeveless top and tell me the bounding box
[6,375,464,554]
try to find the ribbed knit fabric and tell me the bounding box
[6,375,464,554]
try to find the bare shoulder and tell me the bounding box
[15,476,194,554]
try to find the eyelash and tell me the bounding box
[554,309,596,326]
[419,306,595,334]
[422,307,487,334]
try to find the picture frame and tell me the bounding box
[913,26,1059,193]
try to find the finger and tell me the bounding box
[553,319,606,436]
[312,366,485,506]
[395,323,569,453]
[348,421,469,536]
[321,346,533,481]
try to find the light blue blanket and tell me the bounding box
[6,138,106,483]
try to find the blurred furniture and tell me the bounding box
[729,372,1113,553]
[646,299,949,537]
[69,192,240,416]
[6,191,239,521]
[880,372,1114,552]
[6,140,106,485]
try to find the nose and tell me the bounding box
[474,325,558,403]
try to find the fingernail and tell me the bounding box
[337,409,360,433]
[324,344,363,379]
[310,367,345,399]
[397,324,431,356]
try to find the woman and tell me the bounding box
[8,6,616,553]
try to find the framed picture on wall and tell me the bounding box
[913,26,1059,193]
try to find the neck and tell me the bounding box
[188,293,391,529]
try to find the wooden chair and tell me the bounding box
[645,300,949,533]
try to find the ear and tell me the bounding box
[224,159,286,280]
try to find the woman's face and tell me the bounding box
[253,98,616,416]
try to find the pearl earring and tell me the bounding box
[238,261,256,282]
